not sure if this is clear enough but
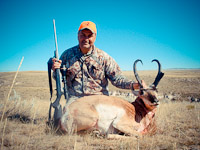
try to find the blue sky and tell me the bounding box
[0,0,200,72]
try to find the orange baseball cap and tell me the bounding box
[78,21,97,34]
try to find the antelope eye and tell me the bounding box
[140,90,144,95]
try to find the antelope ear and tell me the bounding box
[149,85,158,91]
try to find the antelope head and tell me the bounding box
[133,59,164,110]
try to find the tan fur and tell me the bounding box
[60,94,158,138]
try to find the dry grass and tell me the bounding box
[0,70,200,149]
[0,95,199,150]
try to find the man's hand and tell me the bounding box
[52,58,62,72]
[132,80,147,90]
[132,80,147,96]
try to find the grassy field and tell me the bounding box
[0,70,200,150]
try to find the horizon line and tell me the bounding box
[1,68,200,73]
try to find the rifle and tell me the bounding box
[47,19,68,128]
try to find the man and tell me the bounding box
[52,21,146,103]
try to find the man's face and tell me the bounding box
[78,29,96,53]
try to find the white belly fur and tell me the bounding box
[95,104,125,134]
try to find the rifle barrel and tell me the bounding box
[53,19,59,59]
[53,19,62,97]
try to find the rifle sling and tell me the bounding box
[48,58,53,100]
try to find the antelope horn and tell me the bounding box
[152,59,164,87]
[133,59,143,88]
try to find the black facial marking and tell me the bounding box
[147,93,157,103]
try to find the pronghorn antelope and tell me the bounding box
[59,59,164,138]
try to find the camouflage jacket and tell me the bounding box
[56,45,134,100]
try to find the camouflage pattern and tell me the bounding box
[55,45,134,101]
